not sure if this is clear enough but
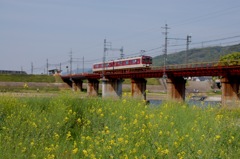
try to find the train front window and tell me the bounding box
[149,57,152,64]
[142,57,152,64]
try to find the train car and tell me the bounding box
[0,70,27,75]
[92,55,152,73]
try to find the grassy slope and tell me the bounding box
[0,74,56,83]
[0,75,64,92]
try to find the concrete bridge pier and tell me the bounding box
[87,79,99,96]
[102,78,124,98]
[221,76,240,107]
[131,78,147,100]
[167,77,186,102]
[72,80,83,92]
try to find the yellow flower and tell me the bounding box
[177,151,185,159]
[54,133,59,140]
[83,149,88,156]
[23,83,28,88]
[64,117,69,122]
[174,141,179,148]
[66,131,72,140]
[118,137,124,143]
[21,147,27,153]
[86,136,91,141]
[159,130,163,136]
[32,122,37,128]
[97,108,102,114]
[105,129,110,134]
[215,135,221,141]
[162,149,169,155]
[31,154,36,158]
[47,154,55,159]
[197,149,202,155]
[68,109,73,114]
[133,119,138,125]
[77,118,81,123]
[72,148,78,154]
[110,140,115,145]
[215,114,223,120]
[157,147,161,153]
[73,141,77,148]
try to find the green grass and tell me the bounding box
[0,85,60,93]
[0,93,239,158]
[0,74,56,83]
[123,78,160,85]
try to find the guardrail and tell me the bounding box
[151,60,240,70]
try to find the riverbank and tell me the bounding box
[0,80,222,102]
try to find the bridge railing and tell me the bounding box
[151,60,240,70]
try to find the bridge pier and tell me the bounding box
[131,78,147,100]
[167,77,186,102]
[221,76,240,107]
[72,80,83,92]
[102,78,124,98]
[87,79,99,96]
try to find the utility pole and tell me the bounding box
[103,39,107,79]
[102,39,124,78]
[69,50,73,75]
[168,35,192,65]
[82,56,84,73]
[59,63,61,73]
[31,62,33,74]
[120,47,124,59]
[77,63,79,74]
[102,39,111,79]
[162,24,170,78]
[186,35,191,64]
[46,59,49,75]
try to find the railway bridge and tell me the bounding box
[61,62,240,107]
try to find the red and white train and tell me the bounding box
[92,55,152,73]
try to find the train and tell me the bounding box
[0,70,27,75]
[92,55,152,73]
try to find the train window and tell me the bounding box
[143,57,152,64]
[126,61,129,65]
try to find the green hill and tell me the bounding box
[153,44,240,66]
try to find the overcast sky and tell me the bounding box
[1,0,240,74]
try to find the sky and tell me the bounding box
[1,0,240,74]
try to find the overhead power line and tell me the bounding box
[192,35,240,45]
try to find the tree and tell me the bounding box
[219,52,240,66]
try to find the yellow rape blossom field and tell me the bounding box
[0,92,239,158]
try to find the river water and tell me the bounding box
[148,99,221,107]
